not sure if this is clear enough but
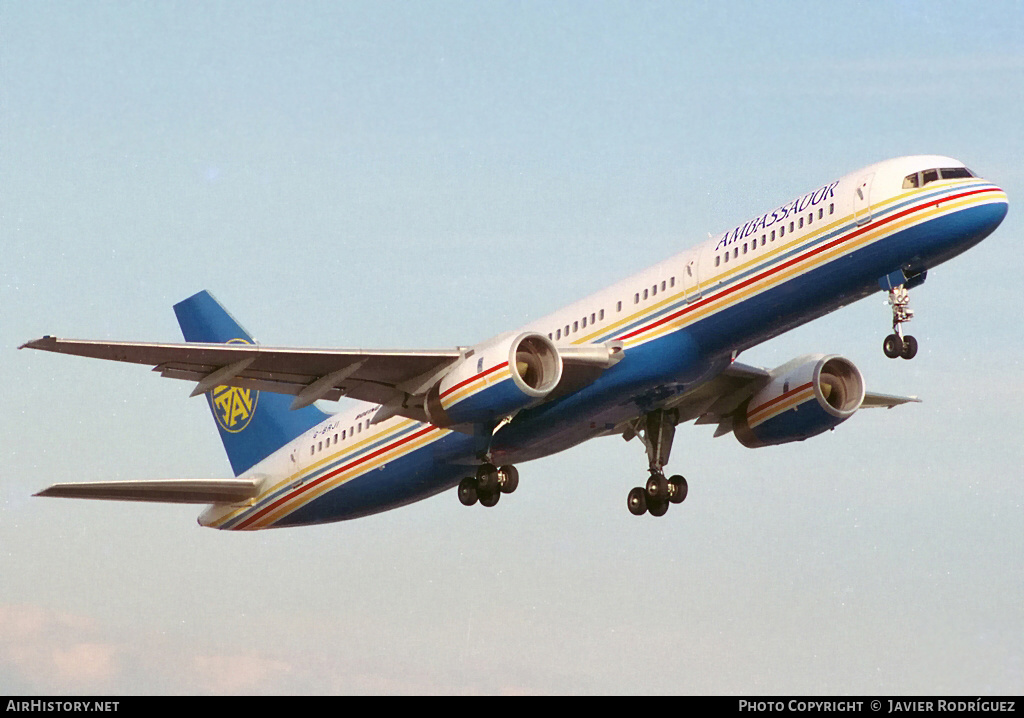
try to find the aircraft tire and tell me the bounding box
[645,474,669,503]
[477,464,499,494]
[668,475,688,504]
[458,478,478,506]
[900,335,918,360]
[498,465,519,494]
[648,497,669,517]
[627,487,647,516]
[883,334,902,358]
[479,488,500,508]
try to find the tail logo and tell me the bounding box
[210,339,259,433]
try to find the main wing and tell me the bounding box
[21,335,463,421]
[20,335,620,425]
[614,360,920,440]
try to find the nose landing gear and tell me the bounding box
[883,285,918,360]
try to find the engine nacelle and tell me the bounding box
[733,354,865,448]
[425,332,562,427]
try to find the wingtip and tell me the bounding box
[19,335,57,351]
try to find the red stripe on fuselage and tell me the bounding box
[617,187,1001,343]
[233,424,440,530]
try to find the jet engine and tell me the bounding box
[425,332,562,427]
[733,355,865,448]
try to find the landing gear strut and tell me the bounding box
[883,285,918,360]
[457,463,519,508]
[626,409,688,518]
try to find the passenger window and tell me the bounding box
[634,293,639,304]
[780,225,785,237]
[799,217,804,228]
[342,430,346,440]
[591,312,596,324]
[616,301,622,312]
[790,221,795,232]
[661,281,666,291]
[573,321,578,332]
[599,309,604,320]
[829,203,834,214]
[357,424,361,434]
[733,248,738,259]
[818,208,823,219]
[556,328,561,339]
[771,230,776,241]
[724,252,729,263]
[334,433,338,444]
[651,285,657,297]
[643,289,648,300]
[310,446,314,456]
[742,243,747,254]
[318,441,322,451]
[670,277,675,287]
[715,256,721,267]
[807,213,812,225]
[581,316,587,328]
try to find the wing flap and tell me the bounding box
[34,478,261,504]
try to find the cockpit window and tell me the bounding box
[940,167,974,180]
[903,166,975,189]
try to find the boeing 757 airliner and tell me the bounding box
[22,155,1008,527]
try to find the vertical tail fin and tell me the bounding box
[173,290,328,476]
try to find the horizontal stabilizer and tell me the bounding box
[34,478,261,504]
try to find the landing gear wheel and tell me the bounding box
[624,408,692,516]
[498,465,519,494]
[627,487,647,516]
[645,474,669,503]
[884,284,917,359]
[476,463,499,494]
[668,475,688,504]
[478,488,500,508]
[883,334,902,359]
[648,498,669,517]
[900,335,918,360]
[458,477,478,506]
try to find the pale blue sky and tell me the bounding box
[1,0,1022,694]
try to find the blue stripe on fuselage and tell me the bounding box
[246,192,1006,527]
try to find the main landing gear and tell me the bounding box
[457,463,519,509]
[626,409,688,518]
[883,285,918,360]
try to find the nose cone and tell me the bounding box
[974,183,1009,237]
[941,182,1008,259]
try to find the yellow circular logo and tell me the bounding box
[209,338,259,433]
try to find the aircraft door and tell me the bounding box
[683,255,701,303]
[853,172,874,226]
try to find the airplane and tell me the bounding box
[21,155,1008,528]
